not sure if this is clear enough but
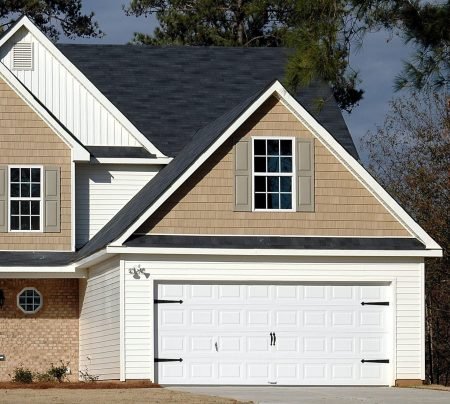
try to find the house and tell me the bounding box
[0,16,442,386]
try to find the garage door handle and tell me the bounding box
[273,332,276,346]
[270,332,274,346]
[361,359,389,363]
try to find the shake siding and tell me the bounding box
[0,78,72,250]
[139,97,410,237]
[79,258,120,380]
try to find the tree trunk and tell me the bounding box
[236,0,244,45]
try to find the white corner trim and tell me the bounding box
[0,62,90,162]
[91,157,173,165]
[0,16,167,159]
[119,259,126,381]
[112,80,441,251]
[106,245,442,258]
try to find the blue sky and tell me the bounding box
[67,1,412,161]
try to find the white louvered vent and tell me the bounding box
[12,42,33,70]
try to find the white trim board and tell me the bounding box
[113,81,441,251]
[108,246,442,258]
[0,16,166,159]
[0,62,90,162]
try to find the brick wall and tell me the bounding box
[0,279,79,381]
[140,96,410,237]
[0,78,72,250]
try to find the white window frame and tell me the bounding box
[17,287,43,314]
[251,136,296,212]
[8,165,43,233]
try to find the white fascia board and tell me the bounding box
[0,63,90,162]
[0,16,166,159]
[273,82,441,250]
[0,266,87,278]
[91,157,173,165]
[107,246,442,258]
[113,80,441,251]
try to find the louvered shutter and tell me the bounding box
[233,140,252,211]
[44,167,61,232]
[0,167,7,232]
[296,139,315,212]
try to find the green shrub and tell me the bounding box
[47,361,69,383]
[34,371,54,382]
[10,366,33,384]
[79,367,99,383]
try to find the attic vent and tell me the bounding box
[12,42,33,70]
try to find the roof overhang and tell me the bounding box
[107,245,441,258]
[111,80,441,253]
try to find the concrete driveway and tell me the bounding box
[170,386,449,404]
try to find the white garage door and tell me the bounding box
[155,283,392,385]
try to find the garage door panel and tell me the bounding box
[156,283,391,385]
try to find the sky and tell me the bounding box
[66,1,413,162]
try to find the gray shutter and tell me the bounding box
[0,167,7,232]
[296,139,315,212]
[233,140,252,211]
[44,167,61,232]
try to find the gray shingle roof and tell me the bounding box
[126,235,425,251]
[57,45,358,159]
[76,83,268,260]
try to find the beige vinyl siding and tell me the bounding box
[0,78,71,250]
[139,97,410,237]
[79,258,120,380]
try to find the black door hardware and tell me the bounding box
[361,359,389,363]
[270,332,277,346]
[154,299,183,304]
[155,358,183,362]
[361,302,389,306]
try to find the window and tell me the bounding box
[253,138,294,210]
[17,288,42,314]
[9,167,42,231]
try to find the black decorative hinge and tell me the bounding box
[361,359,390,364]
[361,301,389,306]
[155,358,183,363]
[154,299,183,304]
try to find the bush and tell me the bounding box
[79,367,99,383]
[10,366,33,384]
[47,361,69,383]
[34,371,54,382]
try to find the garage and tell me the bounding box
[155,282,392,385]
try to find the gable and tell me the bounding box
[0,22,162,156]
[0,78,72,251]
[137,97,411,238]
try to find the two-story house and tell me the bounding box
[0,16,442,386]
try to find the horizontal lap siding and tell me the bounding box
[0,78,72,250]
[79,258,120,380]
[75,165,159,247]
[123,257,424,382]
[139,97,409,237]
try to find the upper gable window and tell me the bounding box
[12,42,34,70]
[9,167,42,231]
[253,138,295,211]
